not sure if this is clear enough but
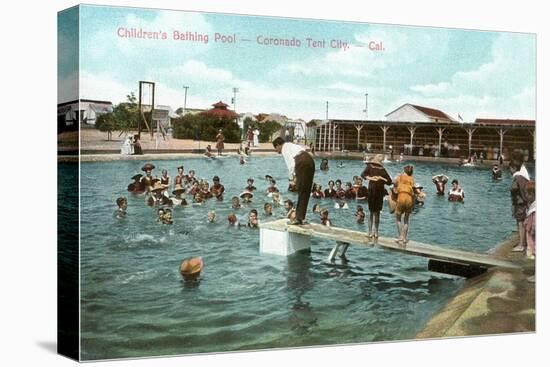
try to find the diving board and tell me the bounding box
[259,219,521,270]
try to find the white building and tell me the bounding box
[57,99,113,127]
[385,103,457,123]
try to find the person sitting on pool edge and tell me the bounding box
[448,179,465,203]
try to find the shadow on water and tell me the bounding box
[286,251,318,335]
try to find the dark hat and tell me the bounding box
[177,166,184,170]
[451,179,459,185]
[131,173,143,180]
[141,163,156,172]
[247,177,254,183]
[265,175,273,180]
[213,176,220,182]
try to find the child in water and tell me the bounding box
[355,205,365,224]
[231,196,242,209]
[207,211,216,223]
[247,209,259,228]
[157,208,173,225]
[114,197,128,219]
[227,213,240,227]
[271,192,282,207]
[264,202,273,216]
[284,199,296,220]
[312,203,321,214]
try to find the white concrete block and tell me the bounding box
[260,227,311,256]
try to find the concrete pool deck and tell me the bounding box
[416,234,535,339]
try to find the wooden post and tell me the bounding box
[323,122,327,151]
[381,126,390,156]
[436,127,445,157]
[355,124,364,151]
[332,124,337,152]
[466,128,476,156]
[407,126,417,154]
[498,128,507,158]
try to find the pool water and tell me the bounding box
[75,156,533,360]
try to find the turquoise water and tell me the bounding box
[77,157,531,360]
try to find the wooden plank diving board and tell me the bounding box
[259,219,521,270]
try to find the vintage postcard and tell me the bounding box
[58,4,536,361]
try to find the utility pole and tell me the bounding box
[183,86,189,115]
[325,101,329,120]
[232,87,240,138]
[363,92,368,120]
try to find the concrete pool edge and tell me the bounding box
[416,234,535,339]
[60,151,535,166]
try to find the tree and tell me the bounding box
[96,113,116,141]
[172,114,241,143]
[259,120,282,143]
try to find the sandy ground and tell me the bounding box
[58,126,275,152]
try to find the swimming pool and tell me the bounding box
[74,156,532,360]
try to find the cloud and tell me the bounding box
[82,10,212,61]
[408,33,535,120]
[274,27,450,79]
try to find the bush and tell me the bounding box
[172,114,240,143]
[95,113,116,140]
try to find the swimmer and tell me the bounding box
[344,182,355,199]
[312,203,321,214]
[271,191,282,207]
[265,174,274,184]
[211,176,225,201]
[227,213,240,227]
[231,196,242,209]
[239,156,246,165]
[207,211,216,223]
[127,174,145,194]
[288,176,297,192]
[320,158,329,171]
[266,179,279,194]
[432,174,449,196]
[448,179,465,203]
[492,164,503,180]
[413,184,426,206]
[264,202,273,216]
[335,179,346,199]
[245,178,257,191]
[355,205,365,224]
[193,192,204,205]
[320,208,331,226]
[114,197,127,219]
[311,183,324,198]
[171,184,188,206]
[337,161,345,168]
[240,190,254,204]
[161,208,174,225]
[247,209,259,228]
[334,200,349,209]
[284,199,296,220]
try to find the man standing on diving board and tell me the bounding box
[272,137,315,225]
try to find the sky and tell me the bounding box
[58,4,536,122]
